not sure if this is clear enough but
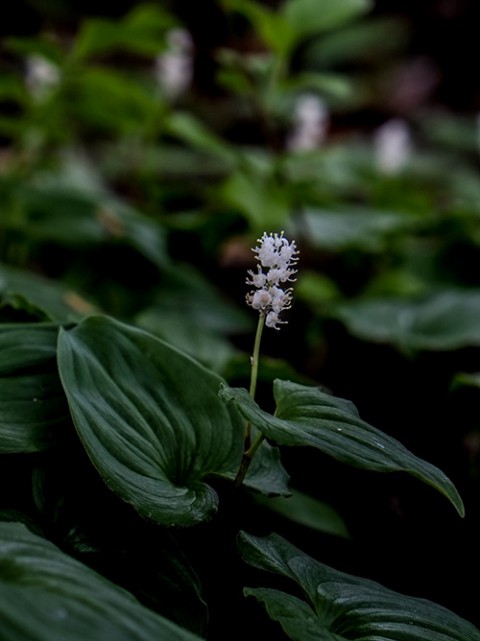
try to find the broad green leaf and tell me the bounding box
[71,5,174,60]
[30,153,168,268]
[139,262,252,335]
[32,454,208,635]
[135,262,251,371]
[57,315,244,526]
[245,435,290,497]
[57,315,287,524]
[220,168,292,230]
[0,521,202,641]
[219,380,464,516]
[282,0,373,42]
[165,112,236,165]
[136,307,236,372]
[63,65,160,138]
[283,71,352,100]
[99,199,168,269]
[0,324,68,452]
[13,184,106,246]
[0,263,95,323]
[245,588,324,641]
[254,488,349,538]
[302,207,418,252]
[239,531,480,641]
[305,17,408,67]
[334,289,480,351]
[230,1,295,55]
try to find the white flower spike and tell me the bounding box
[246,232,299,329]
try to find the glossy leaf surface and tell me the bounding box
[0,324,68,452]
[57,315,246,526]
[0,521,201,641]
[220,380,464,516]
[239,531,480,641]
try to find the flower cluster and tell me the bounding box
[373,118,412,174]
[246,232,299,329]
[287,93,328,152]
[25,55,60,102]
[154,28,193,99]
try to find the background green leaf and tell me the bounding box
[254,488,349,538]
[334,289,480,351]
[239,531,480,641]
[0,324,69,452]
[0,263,96,323]
[57,315,245,526]
[282,0,373,41]
[301,207,419,252]
[0,521,202,641]
[220,380,464,516]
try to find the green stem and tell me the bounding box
[234,430,266,488]
[244,313,265,442]
[249,313,265,398]
[235,313,265,487]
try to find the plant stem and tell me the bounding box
[234,430,265,488]
[235,314,265,487]
[245,313,265,442]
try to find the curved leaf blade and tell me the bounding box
[239,531,480,641]
[334,290,480,351]
[0,324,69,453]
[254,488,349,538]
[219,380,464,516]
[57,315,244,526]
[0,521,202,641]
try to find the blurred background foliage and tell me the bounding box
[1,0,480,629]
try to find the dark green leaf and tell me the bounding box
[0,521,202,641]
[25,153,168,268]
[57,315,245,526]
[72,5,173,60]
[244,436,290,497]
[282,0,373,40]
[136,307,236,372]
[239,531,480,641]
[302,207,418,252]
[254,488,349,538]
[334,289,480,351]
[244,588,325,641]
[0,263,96,323]
[220,167,292,230]
[138,262,251,336]
[165,112,235,165]
[229,1,294,55]
[219,380,464,516]
[0,324,69,452]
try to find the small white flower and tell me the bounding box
[374,118,412,174]
[246,232,298,330]
[154,27,193,99]
[265,311,285,329]
[25,55,60,101]
[246,266,267,288]
[287,94,329,152]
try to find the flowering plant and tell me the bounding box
[0,0,479,638]
[246,232,299,330]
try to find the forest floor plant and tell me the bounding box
[1,231,478,640]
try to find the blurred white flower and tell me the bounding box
[246,232,299,329]
[154,27,193,99]
[25,55,60,101]
[374,118,412,174]
[287,94,328,152]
